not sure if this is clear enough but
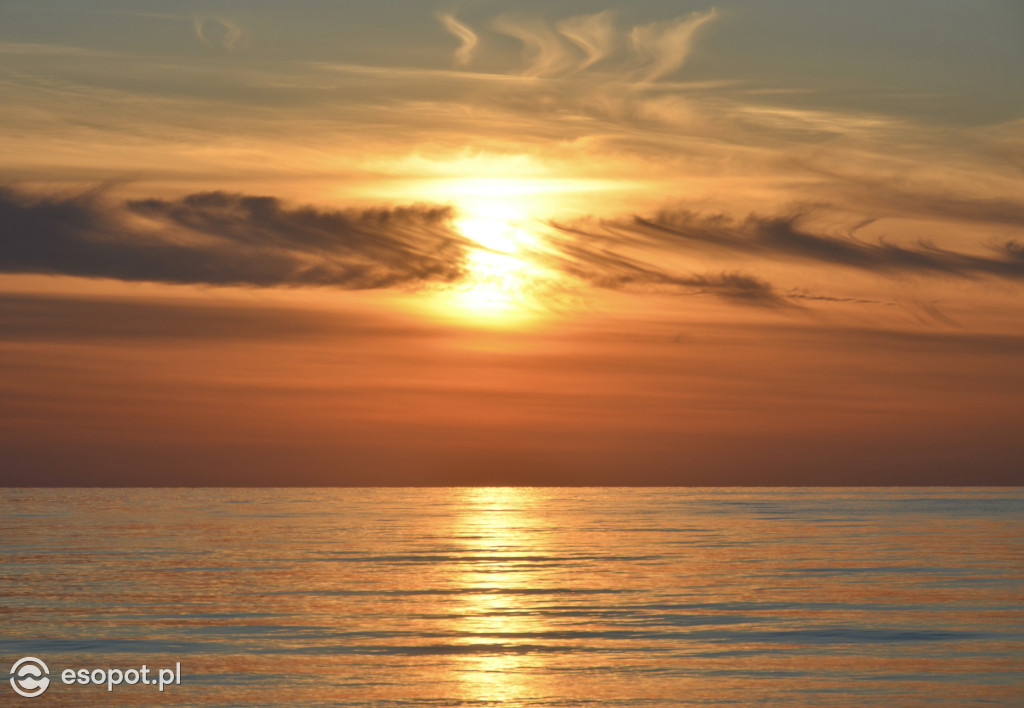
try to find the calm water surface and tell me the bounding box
[2,488,1022,706]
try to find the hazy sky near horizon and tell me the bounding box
[1,1,1023,484]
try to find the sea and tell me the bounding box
[2,488,1022,706]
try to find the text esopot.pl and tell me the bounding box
[62,663,182,692]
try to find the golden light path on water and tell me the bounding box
[448,488,555,704]
[3,489,1022,705]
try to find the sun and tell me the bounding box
[451,220,541,319]
[440,201,555,324]
[395,178,575,326]
[453,249,533,314]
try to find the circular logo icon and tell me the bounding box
[10,657,50,698]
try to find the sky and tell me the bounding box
[1,0,1023,485]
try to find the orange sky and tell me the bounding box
[1,1,1023,484]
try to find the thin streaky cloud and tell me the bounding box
[530,231,792,307]
[0,42,120,58]
[556,10,617,72]
[193,16,211,47]
[630,9,719,83]
[552,208,1024,281]
[491,15,576,78]
[193,16,244,51]
[0,293,444,343]
[0,294,333,342]
[311,61,528,83]
[437,12,479,66]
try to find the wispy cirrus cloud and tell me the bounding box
[193,16,245,51]
[439,7,718,82]
[530,225,791,307]
[491,14,578,78]
[629,9,718,84]
[552,207,1024,281]
[0,293,334,342]
[437,12,479,66]
[0,42,120,58]
[556,10,617,73]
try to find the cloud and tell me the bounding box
[629,9,718,83]
[466,8,717,82]
[0,294,331,341]
[558,208,1024,281]
[193,16,244,51]
[491,15,576,77]
[533,231,789,307]
[0,187,468,289]
[0,293,446,343]
[0,42,119,58]
[437,12,479,66]
[793,159,1024,229]
[556,11,616,72]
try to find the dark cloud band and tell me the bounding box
[554,209,1024,280]
[0,187,468,289]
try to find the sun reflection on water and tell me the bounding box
[448,487,550,704]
